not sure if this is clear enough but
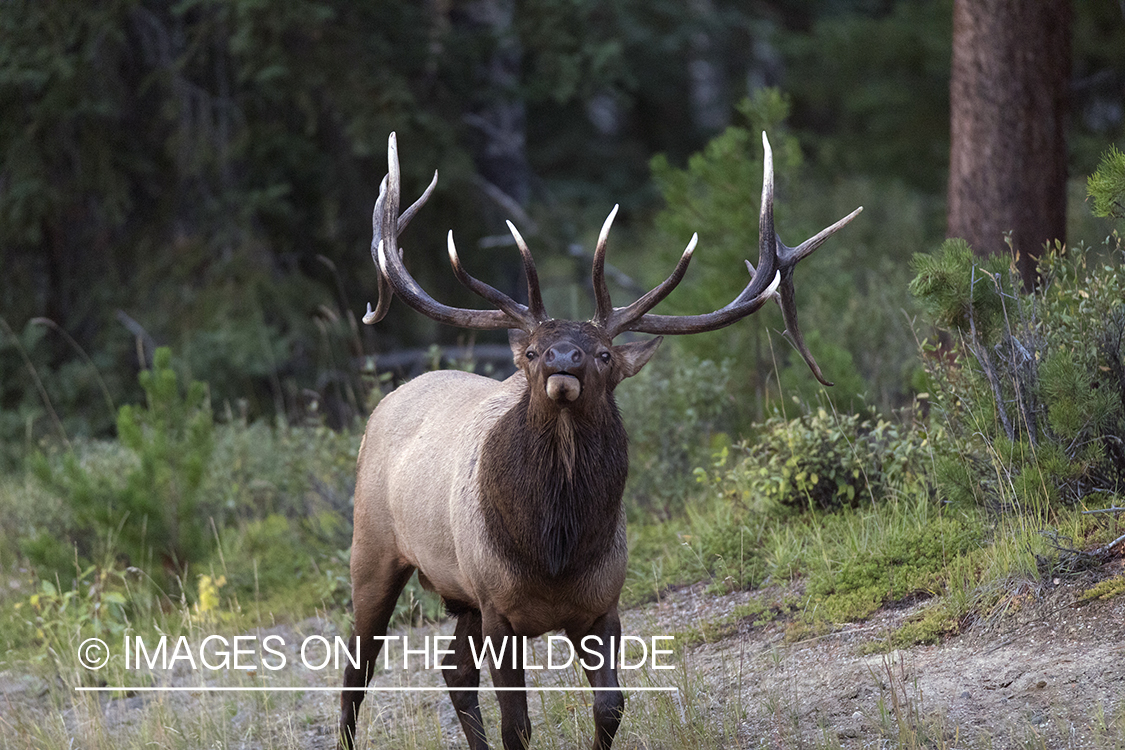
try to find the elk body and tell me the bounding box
[340,133,860,750]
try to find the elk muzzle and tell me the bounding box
[544,342,584,402]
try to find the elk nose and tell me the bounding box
[544,343,584,371]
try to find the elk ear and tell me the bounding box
[509,328,530,364]
[613,336,662,381]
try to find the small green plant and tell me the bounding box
[1088,145,1125,221]
[11,562,142,677]
[18,566,130,642]
[911,239,1125,515]
[617,352,734,517]
[706,408,933,512]
[31,347,214,587]
[1079,573,1125,602]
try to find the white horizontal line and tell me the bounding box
[75,686,678,693]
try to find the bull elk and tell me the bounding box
[340,132,861,750]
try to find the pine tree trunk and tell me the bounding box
[947,0,1071,290]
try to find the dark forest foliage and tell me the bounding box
[1,0,1122,451]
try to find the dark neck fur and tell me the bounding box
[478,392,628,581]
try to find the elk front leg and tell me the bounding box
[443,605,488,750]
[570,610,624,750]
[482,609,531,750]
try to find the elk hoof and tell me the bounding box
[546,374,581,402]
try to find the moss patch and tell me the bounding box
[806,513,979,624]
[1080,574,1125,602]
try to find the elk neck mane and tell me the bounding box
[477,385,629,581]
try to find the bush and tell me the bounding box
[617,351,734,517]
[30,348,213,587]
[202,418,359,523]
[216,512,350,600]
[704,408,933,513]
[1088,145,1125,222]
[911,239,1125,513]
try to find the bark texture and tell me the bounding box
[948,0,1071,290]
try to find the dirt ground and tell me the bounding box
[630,565,1125,749]
[3,565,1124,749]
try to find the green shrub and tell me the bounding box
[18,565,131,645]
[617,352,734,517]
[30,348,214,587]
[909,238,1010,343]
[215,512,351,608]
[911,239,1125,513]
[202,418,360,522]
[1088,145,1125,221]
[705,408,933,513]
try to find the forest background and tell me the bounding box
[2,0,1120,449]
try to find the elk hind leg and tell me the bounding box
[338,560,413,750]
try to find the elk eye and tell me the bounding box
[599,351,611,363]
[526,350,537,361]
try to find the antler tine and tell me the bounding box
[446,230,534,325]
[624,269,781,335]
[610,132,861,387]
[362,270,393,324]
[377,238,521,330]
[765,205,861,387]
[383,132,403,258]
[604,233,697,337]
[743,258,834,386]
[362,175,392,324]
[506,220,547,322]
[367,132,528,331]
[591,204,619,325]
[399,170,439,235]
[370,174,389,263]
[775,272,832,385]
[750,130,781,301]
[782,205,863,265]
[361,166,439,325]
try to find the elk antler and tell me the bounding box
[364,132,860,385]
[593,132,862,386]
[362,133,545,331]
